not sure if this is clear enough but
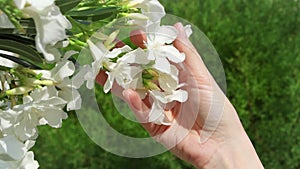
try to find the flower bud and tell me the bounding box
[126,13,148,20]
[144,81,160,90]
[104,30,120,48]
[40,80,55,86]
[6,86,33,95]
[147,69,159,79]
[24,78,55,86]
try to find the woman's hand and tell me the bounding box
[96,23,264,169]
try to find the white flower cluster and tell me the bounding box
[0,0,192,168]
[1,0,71,62]
[84,0,191,125]
[0,0,82,168]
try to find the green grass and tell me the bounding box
[33,0,300,168]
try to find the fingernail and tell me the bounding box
[122,89,130,101]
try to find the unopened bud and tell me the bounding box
[40,80,55,86]
[147,69,159,79]
[6,86,33,95]
[145,81,160,90]
[104,30,120,48]
[126,13,148,20]
[25,78,55,86]
[127,0,142,8]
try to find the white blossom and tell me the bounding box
[103,58,142,93]
[0,136,26,161]
[33,51,83,111]
[125,0,165,31]
[86,39,132,89]
[23,0,71,62]
[12,86,67,141]
[0,151,39,169]
[148,89,188,125]
[145,26,185,74]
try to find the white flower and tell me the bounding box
[15,151,39,169]
[146,65,188,125]
[138,0,165,23]
[0,151,39,169]
[184,25,193,38]
[103,58,142,93]
[157,65,179,92]
[145,26,185,74]
[86,39,132,89]
[120,47,150,65]
[0,136,27,161]
[23,0,71,62]
[125,13,149,27]
[0,109,17,137]
[56,78,82,111]
[38,60,75,83]
[125,0,165,31]
[149,89,188,125]
[33,51,83,111]
[12,86,67,141]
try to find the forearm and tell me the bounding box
[195,101,264,169]
[199,134,264,169]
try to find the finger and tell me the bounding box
[122,89,172,137]
[130,30,147,48]
[114,39,126,48]
[173,22,212,85]
[95,70,107,86]
[122,89,150,123]
[95,71,124,98]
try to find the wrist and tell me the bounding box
[194,101,264,169]
[194,130,264,169]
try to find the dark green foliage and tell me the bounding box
[33,0,300,168]
[163,0,300,168]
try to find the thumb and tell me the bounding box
[122,89,150,123]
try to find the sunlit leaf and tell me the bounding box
[55,0,82,14]
[66,7,117,21]
[0,39,44,68]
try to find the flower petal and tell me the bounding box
[41,108,68,128]
[87,40,105,61]
[120,48,150,64]
[103,73,114,93]
[160,45,185,63]
[0,136,26,160]
[166,89,188,103]
[52,61,75,82]
[152,57,170,74]
[18,151,39,169]
[148,101,164,122]
[155,26,178,44]
[184,25,193,38]
[158,70,179,92]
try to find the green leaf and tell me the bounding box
[0,34,35,46]
[0,19,36,36]
[0,39,44,68]
[66,7,118,21]
[55,0,82,14]
[0,65,11,71]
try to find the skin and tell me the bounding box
[96,23,264,169]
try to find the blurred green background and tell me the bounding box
[33,0,300,168]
